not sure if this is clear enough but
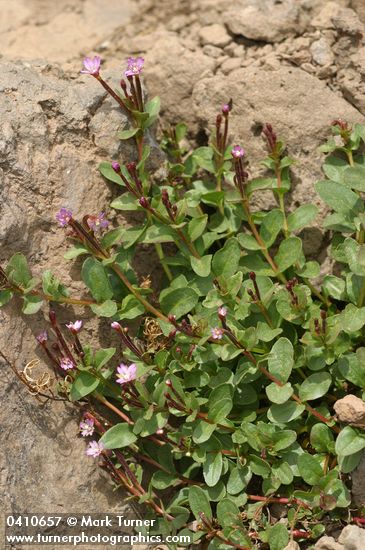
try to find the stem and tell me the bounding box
[110,262,169,322]
[241,197,287,284]
[358,277,365,307]
[154,243,173,281]
[278,193,289,238]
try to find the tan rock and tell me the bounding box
[199,23,231,47]
[334,395,365,427]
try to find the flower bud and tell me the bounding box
[111,161,121,173]
[139,197,149,208]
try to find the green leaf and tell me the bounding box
[203,452,223,487]
[216,499,240,528]
[6,253,32,287]
[70,372,100,401]
[208,385,233,423]
[143,224,176,244]
[0,290,13,306]
[81,258,113,303]
[343,165,365,192]
[335,426,365,456]
[266,382,293,404]
[212,238,240,279]
[299,372,332,401]
[94,348,116,369]
[297,453,323,485]
[339,351,365,388]
[339,304,365,332]
[268,338,294,383]
[259,209,284,247]
[310,424,335,453]
[64,244,89,260]
[160,286,199,319]
[90,300,118,317]
[193,146,214,173]
[316,180,363,214]
[188,486,212,520]
[268,402,305,423]
[101,227,126,248]
[267,523,289,550]
[110,192,139,211]
[99,161,124,184]
[191,255,212,277]
[100,423,137,449]
[42,270,69,300]
[274,237,302,272]
[287,204,318,232]
[187,215,208,242]
[118,127,139,140]
[145,96,161,118]
[227,466,252,495]
[322,275,346,300]
[118,295,145,319]
[193,421,217,444]
[22,295,43,314]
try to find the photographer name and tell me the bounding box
[81,515,156,528]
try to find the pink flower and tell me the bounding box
[211,327,224,340]
[222,104,231,114]
[218,306,227,317]
[66,320,83,333]
[80,56,101,76]
[111,321,121,330]
[56,208,73,227]
[60,358,74,371]
[36,330,48,344]
[231,145,245,159]
[86,440,105,458]
[79,418,95,437]
[125,57,144,77]
[86,213,109,232]
[116,363,137,385]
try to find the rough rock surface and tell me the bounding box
[334,395,365,427]
[2,0,365,548]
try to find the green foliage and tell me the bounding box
[3,77,365,549]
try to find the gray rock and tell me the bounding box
[310,37,335,65]
[224,0,304,43]
[351,453,365,507]
[314,536,344,549]
[338,525,365,549]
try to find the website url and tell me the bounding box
[6,532,191,546]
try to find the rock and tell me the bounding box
[0,0,135,64]
[310,37,335,65]
[351,453,365,506]
[0,59,137,537]
[314,536,344,549]
[311,2,343,29]
[220,57,242,74]
[203,44,222,58]
[334,395,365,427]
[199,23,231,47]
[143,31,215,125]
[283,542,301,550]
[340,71,365,115]
[352,0,365,25]
[192,64,365,216]
[338,525,365,549]
[0,355,131,543]
[332,7,364,35]
[224,0,304,43]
